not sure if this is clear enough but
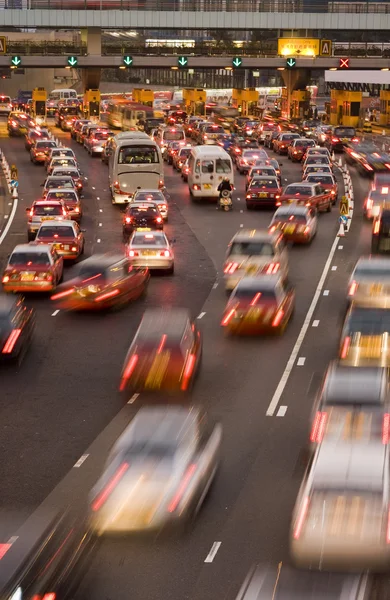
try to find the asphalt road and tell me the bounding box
[0,125,383,598]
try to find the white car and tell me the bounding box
[127,231,174,273]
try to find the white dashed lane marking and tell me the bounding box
[204,542,222,563]
[297,357,306,366]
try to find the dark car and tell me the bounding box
[0,293,34,364]
[55,105,79,130]
[144,117,165,134]
[372,206,390,253]
[122,202,163,240]
[24,128,49,151]
[325,126,359,152]
[119,307,202,393]
[7,112,34,136]
[345,142,390,176]
[51,253,150,311]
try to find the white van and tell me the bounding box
[108,133,164,204]
[187,146,234,200]
[49,89,77,102]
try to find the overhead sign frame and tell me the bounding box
[278,37,320,57]
[319,39,332,57]
[0,37,7,55]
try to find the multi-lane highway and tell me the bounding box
[0,121,384,598]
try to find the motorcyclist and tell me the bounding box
[217,177,234,209]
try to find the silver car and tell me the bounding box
[348,256,390,307]
[89,406,222,535]
[132,189,169,221]
[45,147,77,171]
[127,231,174,273]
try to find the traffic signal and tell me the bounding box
[232,57,242,68]
[339,58,349,69]
[67,56,78,67]
[178,56,188,68]
[123,56,133,66]
[10,56,21,67]
[286,58,296,68]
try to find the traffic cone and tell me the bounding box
[338,223,345,237]
[338,156,343,167]
[332,151,335,161]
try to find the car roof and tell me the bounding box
[275,204,308,215]
[306,171,333,177]
[130,202,157,208]
[0,293,18,317]
[354,256,390,272]
[232,229,277,242]
[134,189,163,194]
[46,188,77,194]
[286,182,314,188]
[322,363,387,406]
[137,308,191,341]
[235,274,281,291]
[38,219,76,228]
[11,243,52,253]
[33,199,63,205]
[45,175,74,181]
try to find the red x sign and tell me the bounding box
[339,58,349,69]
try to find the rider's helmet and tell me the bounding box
[223,176,230,182]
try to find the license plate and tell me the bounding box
[145,351,171,389]
[245,307,262,322]
[64,245,70,250]
[342,138,348,142]
[21,272,34,281]
[203,184,212,190]
[42,216,54,221]
[53,243,61,249]
[137,227,151,231]
[259,192,267,198]
[142,250,156,256]
[285,225,295,234]
[246,265,258,275]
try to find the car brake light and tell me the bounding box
[348,281,358,296]
[159,179,164,188]
[221,308,236,326]
[120,354,139,390]
[352,137,359,143]
[310,411,328,443]
[181,353,196,390]
[51,288,74,300]
[94,289,120,303]
[128,250,139,257]
[125,217,131,224]
[382,413,390,445]
[2,328,22,354]
[156,216,163,223]
[224,262,239,274]
[269,225,276,233]
[332,137,340,143]
[272,309,284,327]
[265,262,280,275]
[62,209,67,217]
[29,209,34,217]
[340,336,351,359]
[167,463,197,513]
[364,163,374,171]
[293,496,310,540]
[366,198,373,210]
[374,220,381,235]
[113,181,120,192]
[91,462,130,512]
[160,250,170,257]
[250,292,262,306]
[71,246,77,252]
[75,206,80,213]
[42,594,57,600]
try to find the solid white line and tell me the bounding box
[73,454,89,468]
[0,197,17,245]
[197,312,206,319]
[276,405,287,417]
[212,282,218,289]
[128,393,139,404]
[51,310,60,317]
[266,235,340,416]
[297,357,306,366]
[323,290,330,296]
[312,320,320,327]
[204,541,221,563]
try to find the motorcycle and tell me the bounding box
[219,189,233,212]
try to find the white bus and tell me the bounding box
[48,88,77,102]
[187,146,233,200]
[108,133,164,205]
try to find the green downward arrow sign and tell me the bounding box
[178,56,188,67]
[11,56,21,66]
[123,56,133,66]
[232,57,242,67]
[67,56,78,67]
[286,58,296,68]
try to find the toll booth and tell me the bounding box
[330,90,362,128]
[290,90,311,119]
[32,87,47,124]
[83,89,100,119]
[232,88,259,116]
[132,88,154,107]
[183,88,206,116]
[380,90,390,126]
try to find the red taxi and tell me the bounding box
[51,254,150,311]
[269,204,318,244]
[45,189,82,222]
[273,133,300,155]
[287,138,316,162]
[245,165,278,190]
[304,172,338,204]
[35,221,85,260]
[2,243,63,293]
[51,167,84,193]
[26,200,68,240]
[30,140,57,165]
[246,176,281,210]
[24,128,50,151]
[221,274,295,335]
[278,182,332,212]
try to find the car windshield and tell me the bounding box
[250,179,278,189]
[38,226,74,238]
[306,157,329,164]
[46,179,73,189]
[163,130,185,141]
[36,141,56,149]
[335,127,355,136]
[348,308,390,335]
[132,234,166,246]
[306,166,331,173]
[9,252,50,266]
[46,191,76,201]
[205,126,225,134]
[135,192,163,202]
[307,175,334,184]
[284,185,312,196]
[275,213,307,224]
[281,134,298,140]
[230,242,274,256]
[234,288,277,301]
[53,170,79,178]
[130,208,159,217]
[295,140,313,147]
[243,150,266,159]
[118,146,159,164]
[29,131,46,140]
[52,159,76,166]
[93,131,109,140]
[52,150,74,158]
[179,148,191,158]
[61,107,78,116]
[34,205,63,216]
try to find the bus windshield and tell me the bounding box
[118,145,159,164]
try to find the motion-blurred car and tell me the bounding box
[7,111,33,136]
[269,204,317,244]
[119,308,202,393]
[30,139,58,164]
[26,199,68,240]
[2,243,63,292]
[272,133,300,155]
[51,166,84,194]
[340,305,390,366]
[347,256,390,308]
[304,172,338,203]
[45,188,82,222]
[165,141,181,164]
[173,146,192,171]
[313,125,332,146]
[35,220,85,260]
[89,406,221,534]
[264,130,280,149]
[229,138,259,163]
[372,205,390,253]
[84,128,111,156]
[287,138,316,162]
[324,126,359,152]
[221,274,294,335]
[122,202,164,240]
[184,116,203,137]
[71,118,90,140]
[257,121,279,144]
[51,254,149,311]
[301,119,321,137]
[0,293,34,363]
[223,229,289,292]
[236,149,269,174]
[132,189,168,220]
[24,128,49,151]
[45,147,77,170]
[42,175,78,199]
[78,122,92,144]
[245,176,281,210]
[201,124,226,144]
[364,184,390,219]
[278,182,332,212]
[55,105,79,131]
[127,231,174,274]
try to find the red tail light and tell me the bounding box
[224,262,239,274]
[374,220,381,235]
[383,413,390,445]
[269,225,276,233]
[2,328,22,354]
[2,275,9,283]
[120,354,139,390]
[272,309,284,327]
[51,288,74,300]
[161,204,167,210]
[156,216,163,223]
[332,137,339,143]
[265,262,280,275]
[94,289,120,303]
[91,462,130,512]
[221,308,236,326]
[310,411,328,443]
[348,281,358,296]
[340,336,351,359]
[128,250,139,257]
[293,496,310,540]
[364,163,374,172]
[167,463,197,513]
[113,180,120,192]
[71,246,77,252]
[181,353,196,390]
[158,179,164,188]
[160,250,170,257]
[352,137,359,143]
[303,226,310,235]
[125,217,131,224]
[42,594,57,600]
[250,292,262,306]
